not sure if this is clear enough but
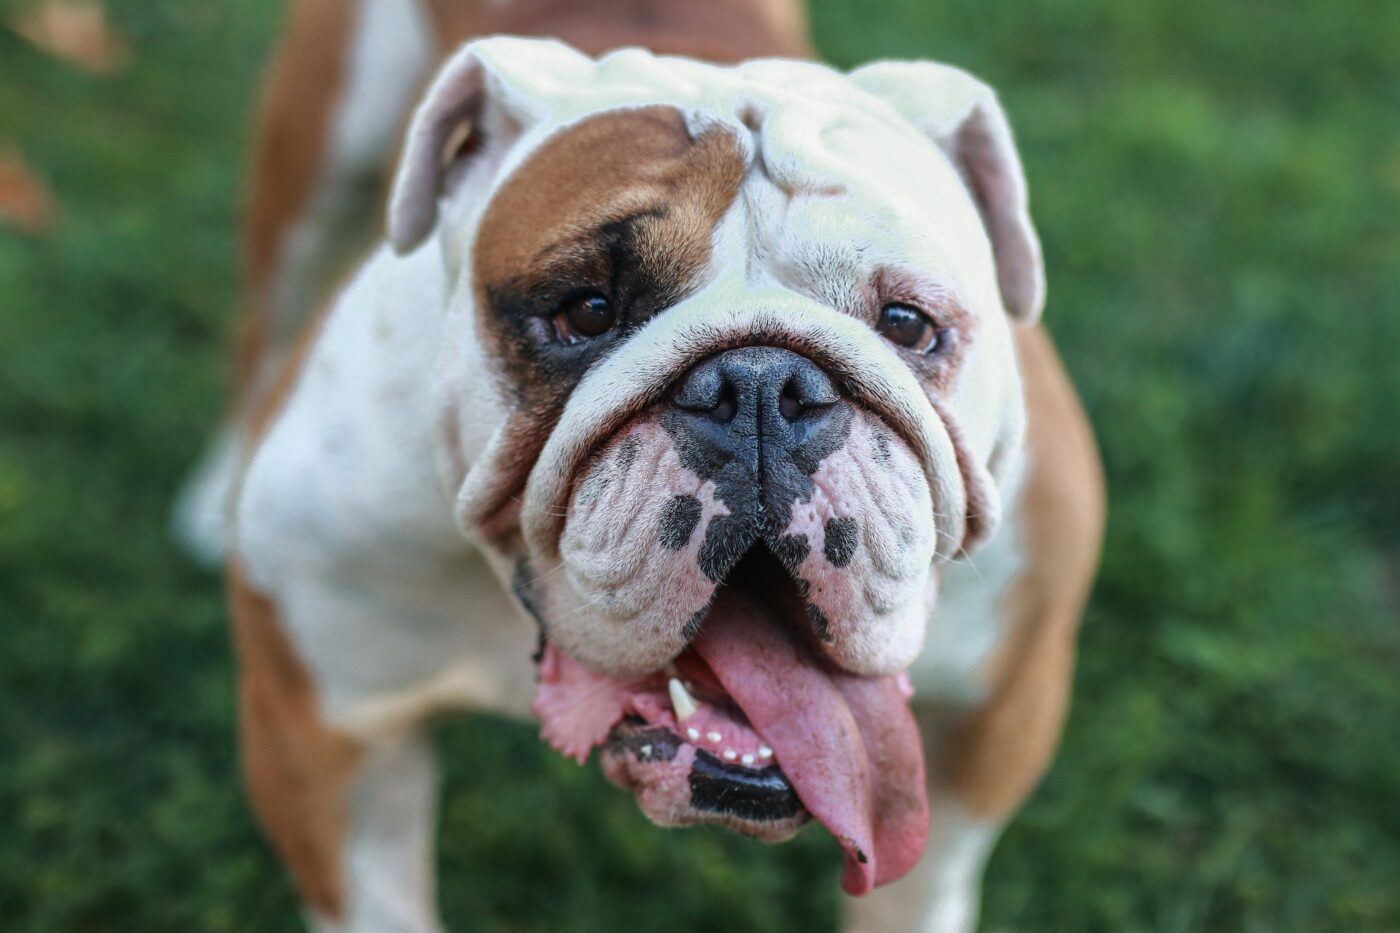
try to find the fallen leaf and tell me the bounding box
[0,146,57,235]
[8,0,130,75]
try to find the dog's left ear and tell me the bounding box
[850,62,1044,322]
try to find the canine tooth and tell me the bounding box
[640,744,653,759]
[723,749,737,761]
[668,678,699,722]
[741,754,755,766]
[707,731,723,743]
[758,746,773,759]
[686,727,701,741]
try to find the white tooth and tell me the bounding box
[668,677,699,722]
[686,727,700,741]
[707,731,723,743]
[741,754,755,766]
[640,744,652,759]
[758,746,773,759]
[723,749,737,761]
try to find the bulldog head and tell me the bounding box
[388,38,1041,895]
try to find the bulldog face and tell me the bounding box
[388,38,1042,895]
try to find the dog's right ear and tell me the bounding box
[387,45,492,254]
[389,38,598,254]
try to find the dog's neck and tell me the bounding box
[421,0,811,62]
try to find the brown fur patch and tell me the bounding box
[230,562,362,921]
[474,106,744,307]
[942,324,1105,817]
[462,106,745,535]
[237,0,355,392]
[423,0,810,60]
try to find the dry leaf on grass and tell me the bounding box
[0,146,57,235]
[8,0,130,75]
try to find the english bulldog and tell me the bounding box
[192,1,1104,930]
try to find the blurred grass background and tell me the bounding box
[1,0,1398,929]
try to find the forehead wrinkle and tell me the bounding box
[779,239,870,317]
[748,99,894,198]
[740,176,878,317]
[745,90,966,230]
[728,172,785,290]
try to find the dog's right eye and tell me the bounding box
[551,291,617,344]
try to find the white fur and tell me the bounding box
[314,732,443,933]
[337,0,435,170]
[171,419,243,566]
[237,242,536,733]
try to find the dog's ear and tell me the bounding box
[387,44,490,254]
[388,39,592,254]
[850,62,1044,322]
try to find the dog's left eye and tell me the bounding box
[552,291,617,344]
[877,303,942,354]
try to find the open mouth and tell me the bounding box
[532,545,931,895]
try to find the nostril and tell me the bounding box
[778,378,803,422]
[676,369,739,423]
[674,363,726,417]
[712,381,738,423]
[778,373,836,423]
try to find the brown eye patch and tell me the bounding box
[474,106,747,415]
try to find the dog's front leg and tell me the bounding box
[232,567,445,933]
[322,730,443,933]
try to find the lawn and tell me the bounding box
[1,0,1397,930]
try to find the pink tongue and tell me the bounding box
[692,591,930,895]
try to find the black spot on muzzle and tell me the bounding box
[659,494,703,550]
[823,516,859,567]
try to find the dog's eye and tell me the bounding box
[552,291,616,344]
[877,303,942,354]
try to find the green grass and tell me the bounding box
[2,0,1397,929]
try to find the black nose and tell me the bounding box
[665,347,850,574]
[672,347,841,451]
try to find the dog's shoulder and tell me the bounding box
[1014,324,1105,609]
[234,244,464,577]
